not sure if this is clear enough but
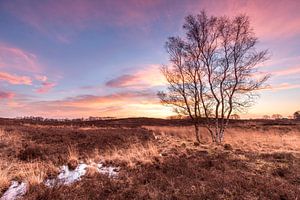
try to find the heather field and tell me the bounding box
[0,118,299,200]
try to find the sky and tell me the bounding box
[0,0,299,119]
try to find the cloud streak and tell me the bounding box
[0,44,56,93]
[106,74,137,87]
[0,71,32,85]
[263,83,300,91]
[1,90,173,118]
[106,65,166,89]
[0,91,15,99]
[189,0,300,40]
[272,65,300,77]
[34,75,56,94]
[0,44,41,72]
[2,0,163,42]
[36,82,56,94]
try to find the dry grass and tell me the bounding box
[0,162,11,193]
[0,128,59,195]
[67,145,79,169]
[0,128,21,193]
[146,125,196,140]
[15,162,47,185]
[103,142,160,167]
[67,146,79,161]
[145,125,214,144]
[85,165,99,177]
[0,128,23,156]
[0,160,58,197]
[225,128,300,153]
[145,125,300,153]
[1,122,299,199]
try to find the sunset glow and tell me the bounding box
[0,0,299,119]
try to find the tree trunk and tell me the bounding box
[219,129,225,143]
[214,129,224,144]
[208,128,216,143]
[214,130,220,144]
[194,124,200,143]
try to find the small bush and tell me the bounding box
[224,144,233,150]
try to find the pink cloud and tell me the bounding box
[36,81,56,93]
[0,44,55,93]
[35,75,56,93]
[0,71,32,85]
[0,44,41,72]
[3,0,162,42]
[0,90,173,118]
[0,91,15,99]
[3,0,300,42]
[263,83,300,91]
[60,91,156,107]
[106,65,166,88]
[272,65,300,77]
[106,74,138,87]
[35,75,48,82]
[188,0,300,40]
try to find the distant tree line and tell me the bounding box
[262,111,300,120]
[15,116,115,122]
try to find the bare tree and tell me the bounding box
[159,11,269,143]
[263,115,271,119]
[231,114,240,120]
[272,114,282,120]
[294,111,300,120]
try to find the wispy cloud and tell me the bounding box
[106,65,166,89]
[0,91,15,99]
[0,71,32,85]
[61,91,156,107]
[272,66,300,77]
[36,82,56,94]
[264,83,300,91]
[35,75,48,82]
[1,90,172,118]
[0,44,56,93]
[106,74,139,88]
[2,0,163,42]
[34,75,56,94]
[189,0,300,40]
[0,44,41,72]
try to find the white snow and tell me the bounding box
[45,163,88,186]
[45,162,118,187]
[0,181,27,200]
[0,162,119,200]
[96,163,118,177]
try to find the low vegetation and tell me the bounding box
[0,119,299,199]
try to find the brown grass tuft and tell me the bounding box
[67,146,79,170]
[14,162,57,186]
[104,142,159,167]
[0,162,11,194]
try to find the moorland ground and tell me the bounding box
[0,118,299,199]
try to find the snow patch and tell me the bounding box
[45,163,88,186]
[0,181,27,200]
[45,162,118,187]
[96,163,118,177]
[1,163,118,199]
